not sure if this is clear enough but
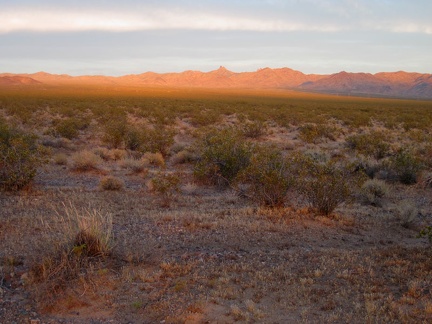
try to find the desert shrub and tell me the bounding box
[142,152,165,167]
[191,109,221,127]
[241,120,267,139]
[71,150,101,171]
[139,127,175,157]
[298,123,337,143]
[298,157,357,215]
[388,148,422,184]
[0,121,44,191]
[194,128,254,187]
[415,144,432,169]
[53,118,88,140]
[359,179,389,206]
[406,129,431,143]
[99,176,124,191]
[103,118,127,148]
[236,146,293,207]
[125,127,143,151]
[346,132,390,159]
[151,171,181,206]
[350,155,383,179]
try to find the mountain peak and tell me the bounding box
[211,66,234,77]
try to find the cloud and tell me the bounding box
[1,3,431,35]
[0,8,342,33]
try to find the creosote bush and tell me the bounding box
[236,146,293,207]
[151,171,181,206]
[140,127,175,157]
[388,148,422,185]
[298,123,337,143]
[240,120,267,139]
[0,120,44,191]
[53,117,88,140]
[194,128,254,187]
[103,117,127,148]
[298,157,358,215]
[346,131,390,159]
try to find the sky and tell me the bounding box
[0,0,431,76]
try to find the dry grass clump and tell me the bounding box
[119,157,149,174]
[30,204,113,306]
[99,175,125,191]
[394,200,418,228]
[171,149,195,165]
[52,153,68,165]
[143,152,165,167]
[93,147,127,161]
[71,150,101,171]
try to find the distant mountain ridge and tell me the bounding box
[1,67,431,99]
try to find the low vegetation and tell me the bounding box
[0,86,431,323]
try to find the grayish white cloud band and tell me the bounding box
[1,7,431,34]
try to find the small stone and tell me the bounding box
[30,319,40,324]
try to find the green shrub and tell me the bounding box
[103,118,127,148]
[240,120,267,139]
[298,158,356,215]
[346,132,390,159]
[237,146,293,207]
[125,127,142,151]
[388,149,422,185]
[53,118,88,140]
[151,171,181,206]
[298,123,337,143]
[194,128,254,187]
[139,127,175,157]
[151,172,180,196]
[0,121,44,191]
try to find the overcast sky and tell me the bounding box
[1,0,431,76]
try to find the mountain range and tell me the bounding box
[1,67,431,99]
